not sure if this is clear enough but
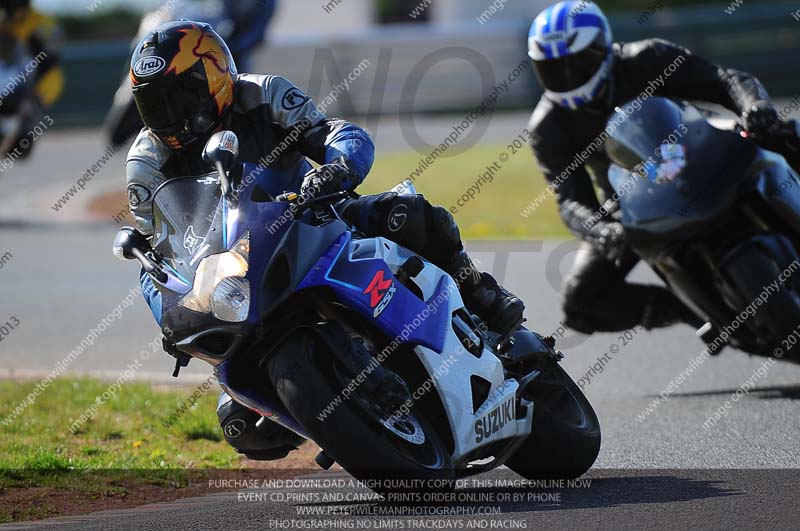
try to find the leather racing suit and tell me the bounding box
[528,38,774,333]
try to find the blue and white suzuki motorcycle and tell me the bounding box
[114,132,600,490]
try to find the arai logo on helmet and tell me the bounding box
[134,56,167,77]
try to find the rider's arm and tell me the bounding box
[125,130,170,236]
[622,38,772,115]
[528,104,611,245]
[126,135,168,326]
[264,75,375,187]
[298,119,375,187]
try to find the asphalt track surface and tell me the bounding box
[2,115,800,529]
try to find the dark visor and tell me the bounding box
[533,41,607,93]
[132,62,212,131]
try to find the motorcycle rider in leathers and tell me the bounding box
[527,1,790,338]
[126,21,524,460]
[0,0,64,158]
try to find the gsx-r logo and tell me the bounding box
[363,270,397,318]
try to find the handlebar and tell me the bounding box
[276,190,350,218]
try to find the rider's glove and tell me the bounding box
[743,100,780,138]
[300,157,354,198]
[595,221,627,264]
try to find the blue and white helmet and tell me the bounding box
[528,1,613,110]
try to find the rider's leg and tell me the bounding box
[139,272,303,460]
[562,242,703,333]
[338,192,525,335]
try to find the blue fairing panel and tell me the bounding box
[216,360,310,439]
[298,233,451,353]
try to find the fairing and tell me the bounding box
[151,164,323,357]
[298,232,451,353]
[606,98,759,239]
[149,162,537,459]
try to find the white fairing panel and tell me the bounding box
[349,237,534,463]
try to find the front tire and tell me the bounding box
[506,362,600,479]
[723,245,800,360]
[265,329,453,491]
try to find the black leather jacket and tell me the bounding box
[528,38,771,246]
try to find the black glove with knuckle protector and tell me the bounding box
[596,221,628,264]
[300,156,355,198]
[743,100,781,138]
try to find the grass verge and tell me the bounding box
[0,378,316,523]
[361,143,568,239]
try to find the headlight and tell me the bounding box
[212,277,251,322]
[179,232,250,315]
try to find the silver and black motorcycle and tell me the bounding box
[0,33,38,159]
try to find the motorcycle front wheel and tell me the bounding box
[265,328,453,493]
[505,361,601,479]
[722,244,800,361]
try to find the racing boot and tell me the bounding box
[696,322,727,356]
[640,290,704,331]
[216,392,305,461]
[447,250,525,337]
[639,290,728,353]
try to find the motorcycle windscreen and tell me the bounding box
[604,98,759,232]
[151,175,227,285]
[605,98,706,228]
[605,97,688,183]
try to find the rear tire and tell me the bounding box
[505,362,600,479]
[265,329,453,492]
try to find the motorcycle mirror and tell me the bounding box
[203,130,239,200]
[203,130,239,172]
[113,227,167,282]
[113,227,150,261]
